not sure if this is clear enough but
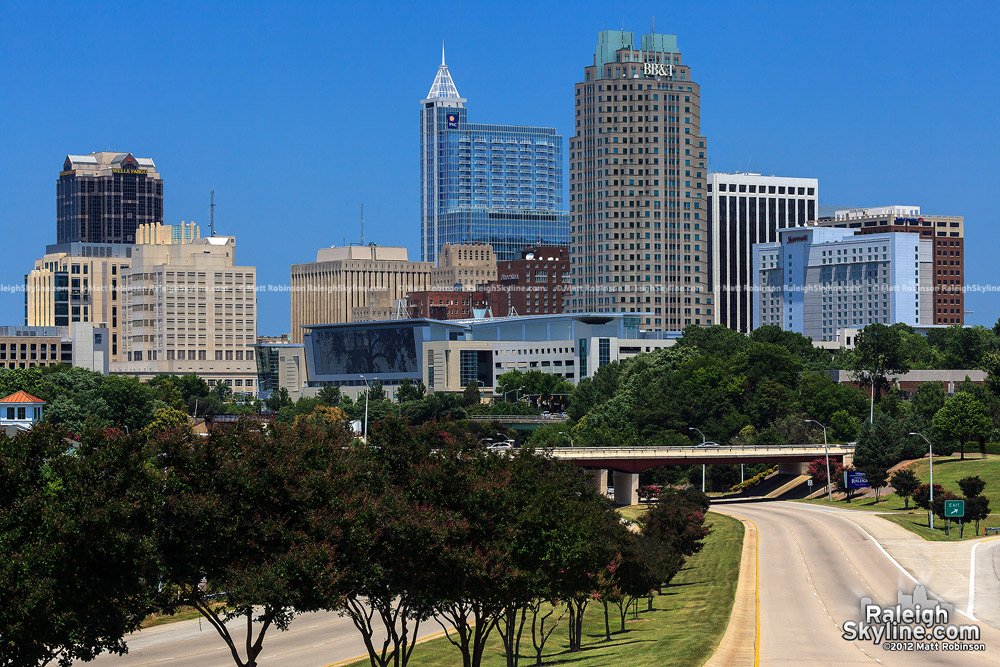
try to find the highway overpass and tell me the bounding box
[547,444,854,505]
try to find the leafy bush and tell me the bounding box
[729,465,778,493]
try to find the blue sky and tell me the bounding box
[1,0,998,333]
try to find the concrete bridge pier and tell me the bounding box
[778,461,809,475]
[612,470,639,506]
[586,468,607,496]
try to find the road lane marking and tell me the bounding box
[320,626,453,667]
[967,535,1000,618]
[747,517,760,667]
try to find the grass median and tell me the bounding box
[795,454,1000,541]
[341,510,744,667]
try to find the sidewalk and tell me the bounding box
[820,507,1000,628]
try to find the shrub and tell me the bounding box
[729,465,778,493]
[912,483,947,511]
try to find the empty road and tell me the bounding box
[713,500,1000,665]
[73,609,446,667]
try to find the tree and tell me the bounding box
[365,381,387,403]
[927,325,992,369]
[153,420,355,667]
[808,458,833,486]
[142,407,193,438]
[97,374,164,433]
[966,495,991,535]
[912,483,947,511]
[336,420,460,667]
[0,423,159,667]
[854,413,904,500]
[849,323,910,403]
[911,382,946,423]
[676,324,748,358]
[932,391,992,459]
[829,410,859,443]
[889,468,920,509]
[265,386,292,412]
[463,381,482,406]
[292,405,351,433]
[210,381,233,402]
[958,475,987,499]
[395,378,426,403]
[316,385,342,406]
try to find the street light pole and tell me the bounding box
[360,374,370,444]
[910,432,934,531]
[559,431,574,447]
[689,427,707,493]
[870,375,875,423]
[806,419,832,501]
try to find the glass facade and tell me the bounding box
[420,69,568,263]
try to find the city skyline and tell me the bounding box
[1,2,998,334]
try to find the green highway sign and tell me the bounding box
[945,500,965,518]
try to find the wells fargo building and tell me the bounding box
[57,152,163,244]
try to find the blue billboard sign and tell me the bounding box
[846,471,869,489]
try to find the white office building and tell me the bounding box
[753,227,932,341]
[708,173,818,333]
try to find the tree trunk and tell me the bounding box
[602,601,610,641]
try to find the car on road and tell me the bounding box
[487,441,514,451]
[695,441,720,448]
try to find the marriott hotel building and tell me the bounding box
[567,30,710,330]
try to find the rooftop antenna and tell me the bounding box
[209,190,216,236]
[360,202,365,245]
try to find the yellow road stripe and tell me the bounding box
[319,626,452,667]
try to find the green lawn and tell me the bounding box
[795,454,1000,540]
[341,511,744,667]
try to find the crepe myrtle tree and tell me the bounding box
[153,419,358,667]
[0,423,159,667]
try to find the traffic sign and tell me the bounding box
[945,500,965,518]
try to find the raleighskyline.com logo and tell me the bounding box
[841,585,985,652]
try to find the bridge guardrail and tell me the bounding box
[547,443,854,453]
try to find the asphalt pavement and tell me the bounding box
[72,609,448,667]
[713,499,1000,665]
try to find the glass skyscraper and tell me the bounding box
[420,48,568,263]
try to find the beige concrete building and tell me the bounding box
[136,221,200,244]
[0,324,109,373]
[25,224,212,363]
[25,243,132,362]
[567,30,709,330]
[114,236,257,391]
[290,245,432,343]
[430,243,497,290]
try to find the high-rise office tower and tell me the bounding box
[420,48,568,263]
[57,152,163,244]
[567,30,709,329]
[708,173,818,333]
